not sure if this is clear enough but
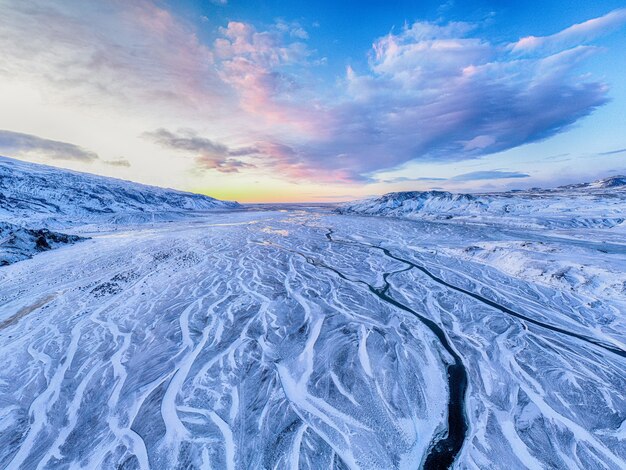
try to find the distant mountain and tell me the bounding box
[602,176,626,187]
[337,176,626,229]
[337,190,481,216]
[0,156,240,228]
[0,156,241,265]
[557,175,626,190]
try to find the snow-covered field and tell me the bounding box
[1,163,626,469]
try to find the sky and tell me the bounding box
[1,0,625,203]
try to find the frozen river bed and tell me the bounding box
[1,208,625,469]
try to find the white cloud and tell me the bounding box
[510,8,626,54]
[0,0,224,114]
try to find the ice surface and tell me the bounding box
[1,166,625,468]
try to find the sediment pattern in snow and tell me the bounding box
[1,210,625,469]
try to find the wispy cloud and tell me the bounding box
[0,130,98,162]
[509,8,626,54]
[214,20,317,129]
[0,0,224,113]
[450,170,530,181]
[104,158,131,167]
[381,170,529,184]
[144,128,256,173]
[599,148,626,156]
[381,176,448,184]
[274,19,309,39]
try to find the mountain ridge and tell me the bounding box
[0,155,239,229]
[337,175,626,229]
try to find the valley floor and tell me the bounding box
[0,207,625,469]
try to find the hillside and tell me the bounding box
[337,177,626,230]
[0,156,240,264]
[0,156,239,229]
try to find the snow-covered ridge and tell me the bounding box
[0,155,240,264]
[0,221,84,266]
[337,176,626,229]
[0,155,240,229]
[560,175,626,190]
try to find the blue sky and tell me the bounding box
[0,0,625,201]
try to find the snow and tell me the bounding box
[337,176,626,231]
[0,155,239,231]
[440,240,626,305]
[1,163,625,468]
[0,221,83,265]
[0,155,239,265]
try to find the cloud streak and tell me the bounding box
[381,176,448,184]
[0,130,98,162]
[104,158,131,167]
[450,170,530,181]
[510,8,626,54]
[599,148,626,156]
[381,170,529,184]
[144,128,256,173]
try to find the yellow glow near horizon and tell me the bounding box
[193,181,356,203]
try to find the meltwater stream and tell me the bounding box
[322,223,626,467]
[321,229,469,469]
[2,207,625,469]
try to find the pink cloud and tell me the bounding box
[214,21,325,136]
[251,141,362,184]
[144,128,257,173]
[0,0,225,113]
[221,17,613,182]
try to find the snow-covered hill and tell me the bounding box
[0,221,84,265]
[337,176,626,229]
[0,155,240,264]
[0,156,240,229]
